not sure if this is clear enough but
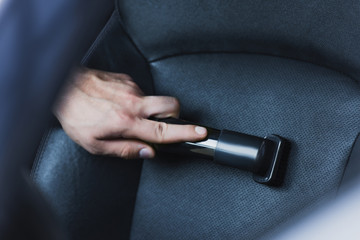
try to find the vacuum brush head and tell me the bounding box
[153,118,286,185]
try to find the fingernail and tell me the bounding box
[195,126,207,135]
[139,148,152,159]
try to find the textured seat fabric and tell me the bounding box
[131,54,360,240]
[32,0,360,239]
[31,10,149,239]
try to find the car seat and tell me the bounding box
[32,0,360,239]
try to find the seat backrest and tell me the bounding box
[33,0,360,239]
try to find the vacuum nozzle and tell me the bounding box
[152,118,285,185]
[214,130,284,184]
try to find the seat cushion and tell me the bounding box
[32,126,143,240]
[32,1,360,239]
[130,53,360,239]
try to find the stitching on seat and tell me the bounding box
[148,51,360,85]
[113,1,359,86]
[115,3,159,238]
[115,2,156,95]
[115,4,148,64]
[149,50,360,192]
[81,11,117,65]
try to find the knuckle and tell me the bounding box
[88,72,100,84]
[154,122,168,143]
[168,97,180,117]
[86,140,104,155]
[124,79,137,87]
[171,97,180,108]
[171,98,180,114]
[114,110,134,127]
[118,73,133,81]
[127,94,141,105]
[119,144,135,159]
[124,95,142,112]
[126,84,142,97]
[110,73,133,85]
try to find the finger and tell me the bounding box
[140,96,180,118]
[104,71,133,81]
[96,139,155,159]
[124,118,207,144]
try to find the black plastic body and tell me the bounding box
[214,130,264,172]
[152,118,284,185]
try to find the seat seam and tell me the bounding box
[115,4,156,239]
[30,127,53,180]
[81,11,117,65]
[150,50,360,192]
[115,3,156,95]
[148,51,359,86]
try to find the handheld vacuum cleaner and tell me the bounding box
[153,118,286,185]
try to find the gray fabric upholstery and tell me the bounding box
[32,0,360,239]
[117,0,360,79]
[32,12,148,240]
[130,54,360,239]
[32,125,142,240]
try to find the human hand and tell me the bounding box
[54,68,207,159]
